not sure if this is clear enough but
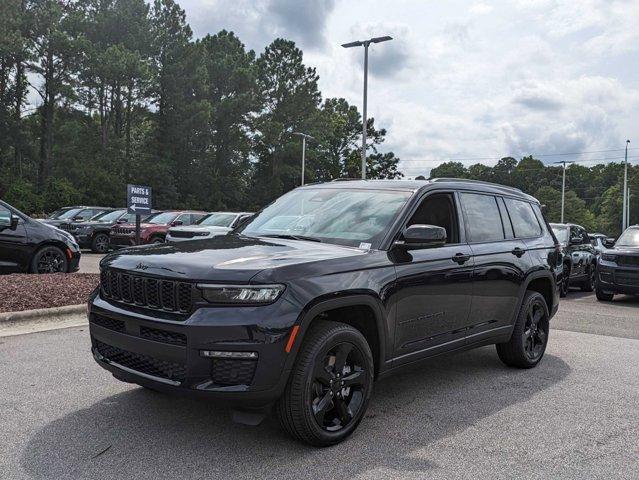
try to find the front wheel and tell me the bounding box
[276,321,374,447]
[91,233,110,253]
[559,266,570,297]
[30,245,68,274]
[595,286,614,302]
[496,291,550,369]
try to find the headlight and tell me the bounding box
[197,284,285,304]
[601,253,617,262]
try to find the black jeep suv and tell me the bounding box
[549,223,597,297]
[73,209,136,253]
[89,179,560,446]
[596,225,639,301]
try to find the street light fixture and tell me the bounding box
[342,35,393,180]
[292,132,315,185]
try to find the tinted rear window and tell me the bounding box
[460,193,504,242]
[504,198,542,238]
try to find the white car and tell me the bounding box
[166,211,253,242]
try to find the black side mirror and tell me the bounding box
[116,218,127,224]
[603,238,615,248]
[172,220,183,227]
[396,224,447,249]
[569,237,582,245]
[73,216,84,221]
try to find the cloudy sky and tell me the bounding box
[178,0,639,176]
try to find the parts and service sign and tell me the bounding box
[127,184,152,215]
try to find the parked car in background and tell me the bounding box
[90,179,559,446]
[73,209,141,253]
[0,200,81,274]
[596,225,639,301]
[41,206,115,232]
[109,210,207,248]
[45,206,77,220]
[589,233,609,254]
[166,211,253,242]
[550,223,597,297]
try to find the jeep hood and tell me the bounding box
[101,234,367,283]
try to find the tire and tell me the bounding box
[559,264,570,297]
[150,236,164,244]
[496,291,550,369]
[30,245,69,274]
[581,264,596,292]
[276,321,374,447]
[595,286,614,302]
[91,233,110,253]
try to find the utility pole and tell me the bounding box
[622,140,630,230]
[554,160,574,223]
[342,35,393,179]
[628,188,632,227]
[292,132,314,185]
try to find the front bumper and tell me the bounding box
[109,235,137,248]
[597,261,639,295]
[88,293,299,406]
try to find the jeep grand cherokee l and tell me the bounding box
[550,223,597,297]
[109,210,206,248]
[89,179,560,446]
[596,225,639,301]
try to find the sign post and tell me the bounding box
[127,184,152,246]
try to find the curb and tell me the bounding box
[0,304,86,325]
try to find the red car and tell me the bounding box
[109,210,207,248]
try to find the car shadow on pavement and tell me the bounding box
[21,346,570,479]
[566,290,639,307]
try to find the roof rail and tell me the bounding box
[331,178,360,182]
[428,177,523,193]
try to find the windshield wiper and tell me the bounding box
[262,234,322,243]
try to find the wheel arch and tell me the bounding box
[295,293,388,378]
[520,270,556,317]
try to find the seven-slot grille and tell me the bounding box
[101,269,193,313]
[111,226,133,235]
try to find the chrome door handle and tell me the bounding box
[452,253,471,264]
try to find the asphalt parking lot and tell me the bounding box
[77,253,104,274]
[1,293,638,480]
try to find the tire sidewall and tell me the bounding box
[298,327,374,445]
[91,233,109,253]
[515,292,550,367]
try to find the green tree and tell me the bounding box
[430,161,468,178]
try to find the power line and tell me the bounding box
[399,155,639,164]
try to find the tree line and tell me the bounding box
[430,157,639,236]
[0,0,402,216]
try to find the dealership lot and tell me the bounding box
[1,294,637,480]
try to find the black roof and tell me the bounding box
[300,179,537,202]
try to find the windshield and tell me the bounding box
[58,208,84,220]
[199,213,237,227]
[616,228,639,247]
[48,208,72,219]
[240,188,412,248]
[551,225,569,244]
[94,210,125,222]
[146,212,178,225]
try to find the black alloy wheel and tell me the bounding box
[559,267,570,297]
[496,290,549,368]
[32,246,68,274]
[581,265,596,292]
[522,300,548,363]
[311,342,369,432]
[92,233,109,253]
[276,321,374,446]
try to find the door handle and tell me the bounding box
[452,253,471,264]
[511,247,526,257]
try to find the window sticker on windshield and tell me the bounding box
[358,242,372,250]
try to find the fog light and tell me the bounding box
[200,350,258,359]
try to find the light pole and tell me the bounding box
[342,35,393,180]
[293,132,314,185]
[555,160,574,223]
[622,139,630,230]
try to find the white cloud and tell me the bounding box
[469,3,494,15]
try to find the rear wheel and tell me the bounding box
[581,264,596,292]
[150,236,164,244]
[30,245,68,274]
[91,233,110,253]
[276,321,374,447]
[496,291,549,369]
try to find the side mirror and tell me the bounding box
[0,215,19,231]
[73,216,84,221]
[569,237,582,245]
[172,220,183,227]
[603,238,615,248]
[396,224,447,249]
[116,218,127,224]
